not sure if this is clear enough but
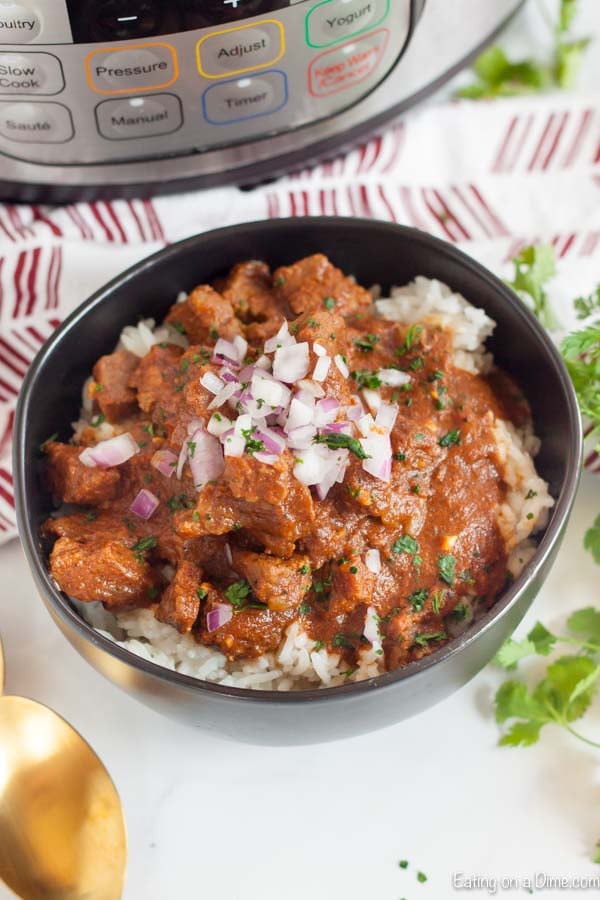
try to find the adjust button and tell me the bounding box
[202,70,287,124]
[0,101,73,143]
[85,43,178,95]
[306,0,389,48]
[0,52,64,96]
[95,93,183,140]
[197,20,285,79]
[0,3,42,43]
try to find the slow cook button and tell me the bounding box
[85,43,178,95]
[197,20,285,79]
[0,52,64,95]
[306,0,389,48]
[308,28,390,97]
[95,93,183,140]
[0,3,42,43]
[0,100,73,142]
[202,70,288,124]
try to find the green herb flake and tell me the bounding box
[171,321,187,335]
[90,413,105,428]
[39,432,58,452]
[437,553,457,586]
[323,296,336,310]
[438,429,461,448]
[398,860,409,870]
[131,535,157,562]
[313,640,325,652]
[313,432,369,460]
[413,632,446,647]
[197,587,208,600]
[224,579,252,608]
[417,871,428,884]
[391,534,420,556]
[396,324,423,356]
[407,588,429,612]
[352,369,382,390]
[353,333,380,353]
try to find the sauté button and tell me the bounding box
[0,52,64,95]
[95,93,183,140]
[0,3,42,43]
[202,70,287,124]
[85,43,178,95]
[308,28,390,97]
[0,100,73,142]
[197,20,285,79]
[306,0,390,48]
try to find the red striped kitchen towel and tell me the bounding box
[0,92,599,543]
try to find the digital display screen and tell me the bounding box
[66,0,297,43]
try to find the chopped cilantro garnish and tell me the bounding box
[396,324,423,356]
[323,296,336,310]
[407,588,429,612]
[391,534,420,556]
[224,579,252,608]
[353,333,380,352]
[187,440,197,458]
[394,452,407,461]
[431,590,445,615]
[351,369,382,390]
[90,413,105,428]
[197,587,208,600]
[209,326,219,340]
[313,640,325,652]
[437,553,457,586]
[171,321,186,335]
[313,432,369,460]
[299,603,312,614]
[299,563,311,575]
[84,511,97,522]
[131,535,157,562]
[39,432,58,452]
[438,429,461,448]
[408,356,424,371]
[413,631,446,647]
[332,633,352,648]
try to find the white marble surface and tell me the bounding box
[2,2,600,897]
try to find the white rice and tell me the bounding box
[72,276,554,691]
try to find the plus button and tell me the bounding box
[223,0,241,7]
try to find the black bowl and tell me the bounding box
[14,218,582,745]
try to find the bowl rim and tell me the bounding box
[13,217,583,705]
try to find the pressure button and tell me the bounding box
[85,43,178,95]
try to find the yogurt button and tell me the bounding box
[0,100,73,142]
[0,52,64,95]
[0,3,42,43]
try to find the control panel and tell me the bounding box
[0,0,414,166]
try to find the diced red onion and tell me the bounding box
[233,334,248,360]
[273,342,310,383]
[225,543,233,566]
[129,488,160,520]
[314,396,339,427]
[251,371,291,409]
[237,364,256,383]
[362,453,392,483]
[357,413,375,437]
[234,413,252,435]
[315,448,349,500]
[334,354,349,378]
[293,445,333,486]
[79,432,140,469]
[151,449,177,478]
[296,380,325,400]
[285,396,315,432]
[255,354,271,371]
[213,338,243,366]
[346,401,364,422]
[206,603,233,633]
[362,388,381,413]
[264,320,296,353]
[253,451,279,466]
[255,428,286,455]
[207,413,233,437]
[313,355,331,382]
[323,422,352,435]
[360,432,392,483]
[200,371,225,395]
[208,381,238,410]
[375,402,399,433]
[187,429,224,490]
[379,368,411,387]
[222,431,245,457]
[220,368,238,383]
[313,341,327,357]
[176,439,188,479]
[287,424,316,449]
[365,549,381,574]
[363,606,382,650]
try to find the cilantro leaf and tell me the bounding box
[561,325,600,451]
[556,37,591,88]
[507,244,558,329]
[575,286,600,320]
[495,638,537,670]
[313,432,369,460]
[499,720,544,748]
[495,680,546,724]
[535,656,600,722]
[437,553,456,587]
[224,579,252,608]
[391,534,420,556]
[583,515,600,565]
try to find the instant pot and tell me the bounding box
[0,0,523,201]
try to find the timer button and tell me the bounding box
[85,43,179,95]
[0,100,73,143]
[0,3,42,43]
[197,20,285,79]
[202,70,287,124]
[0,52,64,95]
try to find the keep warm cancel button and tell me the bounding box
[308,28,389,97]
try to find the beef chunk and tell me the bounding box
[45,442,120,505]
[329,557,377,616]
[49,536,159,609]
[193,453,315,557]
[222,260,285,324]
[128,343,184,420]
[155,561,202,633]
[199,598,297,659]
[273,254,372,318]
[231,549,312,612]
[92,350,138,422]
[165,285,242,344]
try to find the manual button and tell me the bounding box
[95,93,183,140]
[0,52,64,96]
[0,101,73,143]
[85,43,178,95]
[197,20,285,79]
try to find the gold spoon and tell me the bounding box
[0,635,127,899]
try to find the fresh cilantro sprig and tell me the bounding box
[561,325,600,452]
[506,244,558,329]
[457,0,591,99]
